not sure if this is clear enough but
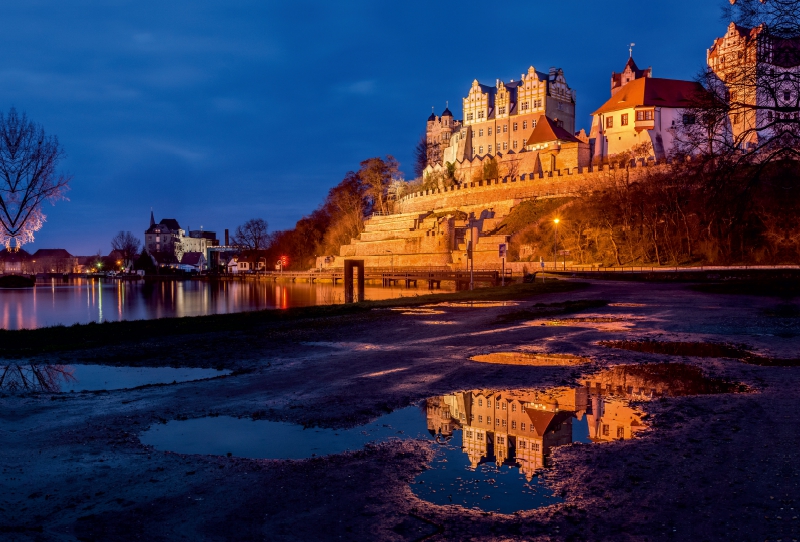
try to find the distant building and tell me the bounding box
[30,249,78,274]
[0,248,33,275]
[179,252,206,272]
[145,211,218,263]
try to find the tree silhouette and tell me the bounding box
[0,108,70,249]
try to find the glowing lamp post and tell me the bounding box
[553,219,560,271]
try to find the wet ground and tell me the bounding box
[2,279,800,540]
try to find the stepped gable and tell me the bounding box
[593,77,704,115]
[525,115,581,145]
[611,57,652,95]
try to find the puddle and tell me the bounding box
[600,340,800,367]
[497,300,610,323]
[470,352,590,366]
[389,308,446,315]
[426,301,520,308]
[538,316,635,332]
[0,363,230,393]
[419,320,456,325]
[140,362,742,514]
[140,406,429,460]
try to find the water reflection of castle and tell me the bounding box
[428,367,663,481]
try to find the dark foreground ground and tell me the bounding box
[2,279,799,541]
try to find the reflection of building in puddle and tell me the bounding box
[428,363,735,480]
[0,364,75,392]
[424,301,519,308]
[470,352,590,366]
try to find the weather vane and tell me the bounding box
[628,43,636,57]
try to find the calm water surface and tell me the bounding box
[0,278,451,330]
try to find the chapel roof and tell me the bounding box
[525,115,581,146]
[592,77,705,115]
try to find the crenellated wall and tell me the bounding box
[402,161,664,214]
[326,163,667,270]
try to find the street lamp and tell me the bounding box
[553,218,560,271]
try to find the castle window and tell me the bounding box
[513,140,517,149]
[785,91,792,101]
[496,418,500,426]
[479,129,484,137]
[513,122,517,131]
[521,422,526,431]
[503,124,508,133]
[478,415,483,422]
[532,442,540,451]
[621,113,628,126]
[522,101,529,111]
[487,416,491,423]
[502,419,507,427]
[499,106,506,115]
[606,117,613,128]
[523,121,528,129]
[502,402,507,411]
[520,440,526,449]
[488,128,492,136]
[487,399,491,407]
[682,114,696,125]
[534,99,542,108]
[479,146,484,154]
[512,421,516,429]
[503,142,508,150]
[478,110,485,119]
[478,398,482,406]
[488,145,492,153]
[532,120,537,128]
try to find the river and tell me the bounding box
[0,277,452,330]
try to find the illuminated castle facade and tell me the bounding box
[426,66,576,168]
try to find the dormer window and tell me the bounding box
[499,106,506,115]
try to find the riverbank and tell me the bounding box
[2,278,799,540]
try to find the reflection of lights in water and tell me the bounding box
[97,276,103,322]
[361,367,408,377]
[0,279,457,329]
[470,352,590,366]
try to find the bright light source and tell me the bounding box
[554,218,560,224]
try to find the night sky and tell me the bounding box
[5,0,723,255]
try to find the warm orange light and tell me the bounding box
[553,218,560,224]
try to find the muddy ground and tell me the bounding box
[2,279,800,541]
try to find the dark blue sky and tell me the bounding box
[7,0,723,255]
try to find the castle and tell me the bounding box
[326,22,788,271]
[426,66,577,170]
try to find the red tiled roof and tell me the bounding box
[592,77,706,115]
[525,115,581,146]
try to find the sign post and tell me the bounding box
[498,243,507,286]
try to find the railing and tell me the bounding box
[541,264,800,273]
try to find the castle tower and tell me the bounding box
[611,57,652,96]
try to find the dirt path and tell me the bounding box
[2,280,799,541]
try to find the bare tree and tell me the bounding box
[413,134,428,178]
[231,218,269,249]
[0,108,70,249]
[358,156,400,215]
[111,231,141,268]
